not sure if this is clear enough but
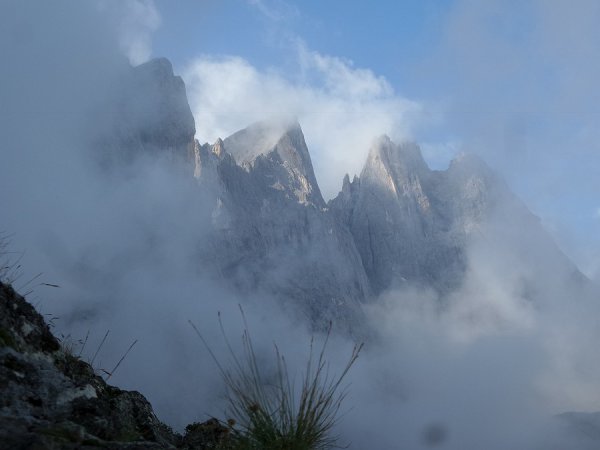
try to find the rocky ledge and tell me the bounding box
[0,281,227,449]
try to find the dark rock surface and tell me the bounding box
[0,281,228,449]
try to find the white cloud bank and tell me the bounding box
[183,44,423,199]
[98,0,161,65]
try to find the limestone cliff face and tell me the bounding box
[194,122,370,333]
[330,137,464,295]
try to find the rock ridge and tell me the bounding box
[0,281,228,449]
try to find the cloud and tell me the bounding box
[424,0,600,276]
[99,0,161,65]
[247,0,299,22]
[342,199,600,448]
[182,43,423,199]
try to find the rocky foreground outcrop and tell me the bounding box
[0,281,227,449]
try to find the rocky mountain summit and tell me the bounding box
[221,120,324,206]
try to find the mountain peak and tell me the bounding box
[361,137,430,196]
[223,119,300,166]
[222,120,324,206]
[212,137,225,157]
[366,137,428,172]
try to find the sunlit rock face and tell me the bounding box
[194,121,370,333]
[330,137,468,295]
[222,120,324,207]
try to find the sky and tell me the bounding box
[140,0,600,281]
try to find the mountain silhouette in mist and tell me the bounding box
[96,57,587,334]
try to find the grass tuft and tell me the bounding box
[190,308,362,450]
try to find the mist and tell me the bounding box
[2,1,600,449]
[419,0,600,281]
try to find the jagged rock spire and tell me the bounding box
[221,120,325,206]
